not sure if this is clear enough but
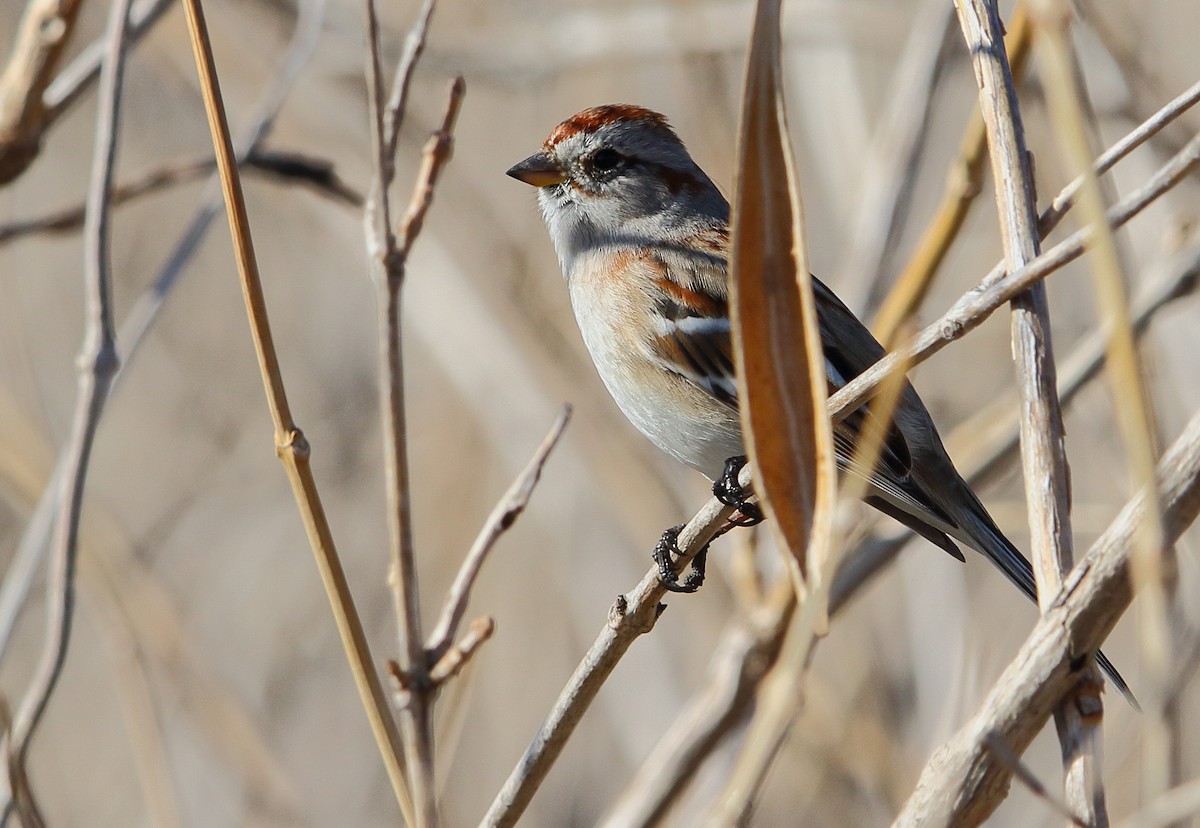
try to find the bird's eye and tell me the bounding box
[590,148,623,172]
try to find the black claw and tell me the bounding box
[713,455,763,526]
[676,545,708,592]
[653,524,685,585]
[713,455,749,506]
[729,502,764,526]
[652,524,709,594]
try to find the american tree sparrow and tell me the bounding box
[507,104,1130,702]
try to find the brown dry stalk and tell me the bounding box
[177,0,414,821]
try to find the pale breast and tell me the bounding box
[566,249,743,479]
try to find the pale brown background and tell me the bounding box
[1,1,1198,825]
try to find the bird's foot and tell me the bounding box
[653,524,709,594]
[713,455,764,526]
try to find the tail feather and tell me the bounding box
[957,508,1139,710]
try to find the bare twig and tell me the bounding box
[0,0,331,670]
[428,616,495,687]
[383,0,437,168]
[481,481,744,828]
[1,0,130,817]
[362,0,459,820]
[0,150,360,244]
[177,0,413,822]
[428,405,571,661]
[893,409,1200,827]
[1037,79,1200,239]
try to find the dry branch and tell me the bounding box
[0,0,176,185]
[0,0,85,184]
[893,409,1200,826]
[957,0,1097,815]
[481,487,745,828]
[362,0,457,817]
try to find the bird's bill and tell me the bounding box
[506,152,567,187]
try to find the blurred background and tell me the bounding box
[1,0,1198,825]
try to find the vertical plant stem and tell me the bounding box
[3,0,130,815]
[1033,0,1170,815]
[177,0,413,821]
[955,0,1102,821]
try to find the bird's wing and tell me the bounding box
[644,253,960,553]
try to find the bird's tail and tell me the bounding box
[954,501,1139,711]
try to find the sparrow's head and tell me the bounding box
[507,105,727,272]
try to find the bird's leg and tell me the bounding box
[713,455,764,526]
[653,524,710,594]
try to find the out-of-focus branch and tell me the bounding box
[0,0,176,186]
[872,2,1034,346]
[984,733,1089,827]
[1,0,131,819]
[0,150,360,244]
[42,0,174,119]
[828,129,1200,425]
[0,0,329,677]
[835,0,956,313]
[893,408,1200,827]
[0,0,85,184]
[177,0,413,822]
